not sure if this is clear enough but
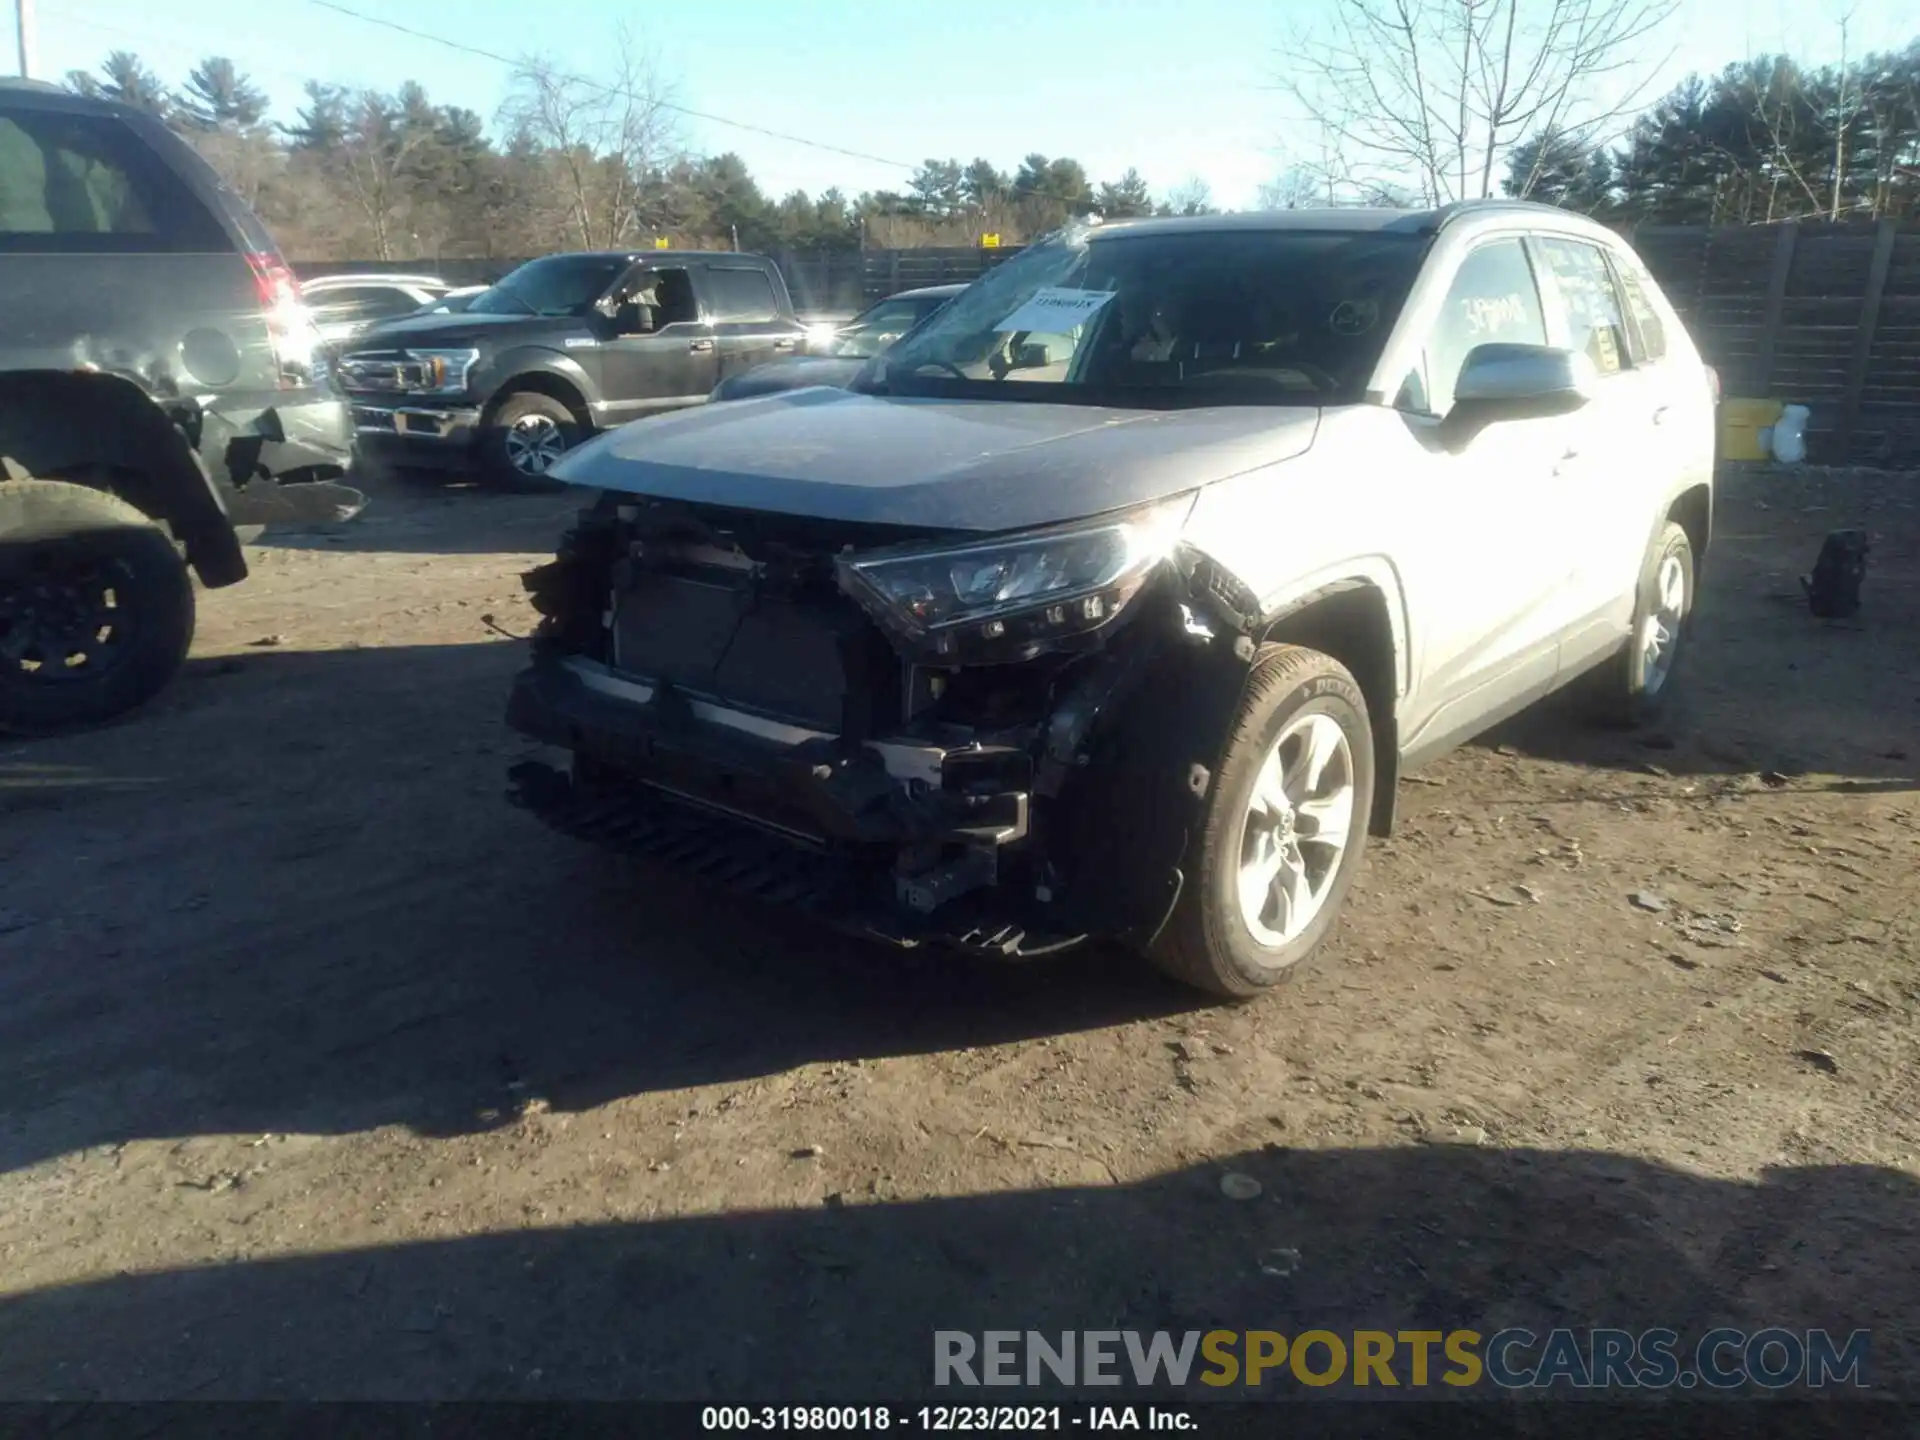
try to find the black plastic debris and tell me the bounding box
[1801,529,1868,618]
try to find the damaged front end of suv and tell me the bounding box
[503,213,1433,991]
[506,486,1266,957]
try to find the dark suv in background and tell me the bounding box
[0,78,360,732]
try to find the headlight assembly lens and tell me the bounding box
[837,492,1194,656]
[404,348,478,394]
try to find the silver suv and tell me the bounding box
[506,202,1715,999]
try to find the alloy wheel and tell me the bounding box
[504,414,569,476]
[1639,552,1688,695]
[1236,710,1357,946]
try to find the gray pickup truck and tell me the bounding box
[338,250,809,487]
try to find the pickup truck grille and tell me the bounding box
[336,349,434,394]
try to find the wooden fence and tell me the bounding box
[300,222,1920,466]
[1631,220,1920,467]
[857,245,1021,299]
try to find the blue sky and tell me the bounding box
[32,0,1920,209]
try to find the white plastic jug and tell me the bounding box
[1771,404,1810,465]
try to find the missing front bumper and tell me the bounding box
[505,657,1079,956]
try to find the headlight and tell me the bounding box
[836,493,1194,662]
[401,348,480,395]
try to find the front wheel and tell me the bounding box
[480,391,579,491]
[0,477,196,734]
[1145,644,1374,1000]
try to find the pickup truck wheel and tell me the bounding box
[0,477,195,734]
[1578,520,1694,729]
[481,391,577,491]
[1146,644,1373,1000]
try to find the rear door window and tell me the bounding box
[704,266,781,323]
[1614,261,1668,365]
[0,106,227,252]
[1532,236,1631,376]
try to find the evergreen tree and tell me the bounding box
[180,57,269,132]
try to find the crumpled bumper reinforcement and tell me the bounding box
[505,656,1080,957]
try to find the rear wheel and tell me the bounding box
[1579,520,1694,729]
[480,391,578,491]
[0,477,196,734]
[1145,644,1374,1000]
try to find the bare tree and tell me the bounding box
[187,128,283,215]
[332,93,427,260]
[499,30,684,250]
[1256,166,1322,209]
[1741,56,1830,222]
[1827,3,1862,220]
[1275,0,1679,206]
[1859,39,1920,218]
[1162,175,1217,215]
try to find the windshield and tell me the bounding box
[822,295,948,358]
[468,255,629,318]
[882,225,1427,406]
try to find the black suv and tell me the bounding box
[0,79,358,732]
[338,250,806,487]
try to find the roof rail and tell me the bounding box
[1431,197,1581,228]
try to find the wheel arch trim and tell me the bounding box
[480,350,598,428]
[1254,557,1412,706]
[0,370,246,588]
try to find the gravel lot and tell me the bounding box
[0,464,1915,1401]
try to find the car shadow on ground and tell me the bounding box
[1470,683,1916,801]
[1465,471,1917,796]
[0,1142,1909,1412]
[0,641,1206,1175]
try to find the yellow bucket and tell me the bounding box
[1720,397,1784,462]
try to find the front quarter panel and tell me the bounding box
[1181,406,1413,700]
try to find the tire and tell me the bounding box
[1146,644,1375,1000]
[0,477,196,734]
[1578,520,1695,730]
[480,391,579,491]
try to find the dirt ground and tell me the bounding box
[0,464,1915,1402]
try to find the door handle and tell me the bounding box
[1552,447,1579,477]
[1651,405,1669,426]
[689,338,714,353]
[772,338,797,351]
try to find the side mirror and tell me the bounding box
[1445,343,1594,440]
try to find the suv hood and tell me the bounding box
[713,356,867,401]
[346,311,563,349]
[552,388,1321,532]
